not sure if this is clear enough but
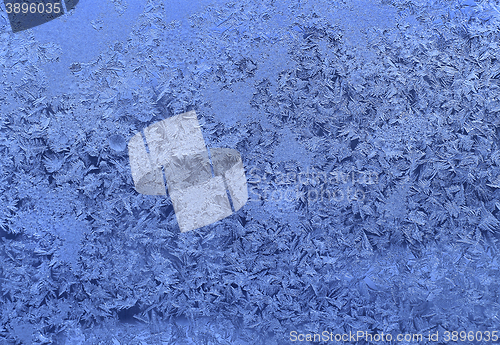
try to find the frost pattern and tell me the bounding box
[1,0,500,343]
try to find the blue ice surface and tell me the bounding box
[30,0,226,96]
[1,0,500,343]
[31,0,146,96]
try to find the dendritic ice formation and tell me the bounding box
[2,0,500,344]
[129,111,248,232]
